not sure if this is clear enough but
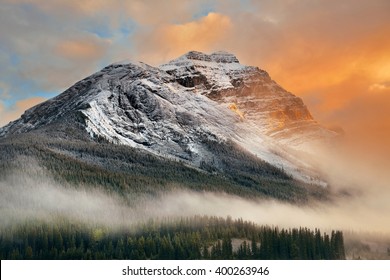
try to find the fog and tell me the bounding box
[1,154,389,236]
[0,174,137,228]
[303,139,390,234]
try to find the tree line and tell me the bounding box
[0,216,345,260]
[0,133,328,204]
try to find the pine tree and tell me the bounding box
[251,236,259,259]
[202,244,210,259]
[222,237,233,259]
[25,246,33,259]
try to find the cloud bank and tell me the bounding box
[1,164,389,234]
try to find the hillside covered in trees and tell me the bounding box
[0,132,328,204]
[0,216,345,260]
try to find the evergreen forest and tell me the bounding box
[0,216,345,260]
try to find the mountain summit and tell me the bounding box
[161,51,333,145]
[0,51,335,184]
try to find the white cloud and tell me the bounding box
[369,82,390,92]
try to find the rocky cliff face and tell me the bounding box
[0,51,335,184]
[161,51,333,147]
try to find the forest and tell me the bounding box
[0,130,340,260]
[0,216,345,260]
[0,132,328,205]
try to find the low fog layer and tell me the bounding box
[1,161,389,235]
[0,174,136,228]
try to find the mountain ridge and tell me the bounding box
[0,51,335,186]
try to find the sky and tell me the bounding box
[1,0,390,159]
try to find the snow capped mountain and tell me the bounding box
[161,51,335,148]
[0,51,336,185]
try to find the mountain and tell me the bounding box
[161,51,332,147]
[0,51,335,202]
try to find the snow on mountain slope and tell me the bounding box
[0,51,335,185]
[161,51,336,150]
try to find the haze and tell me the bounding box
[1,151,389,235]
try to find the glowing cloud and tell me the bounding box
[135,12,232,64]
[54,39,107,61]
[369,82,390,92]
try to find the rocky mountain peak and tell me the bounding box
[179,50,240,64]
[159,51,324,143]
[0,51,336,185]
[210,51,240,63]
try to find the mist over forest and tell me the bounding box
[0,114,389,260]
[1,145,389,259]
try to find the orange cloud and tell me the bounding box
[215,3,390,161]
[132,1,390,160]
[135,13,232,64]
[369,82,390,92]
[54,39,107,61]
[276,30,390,118]
[0,97,46,127]
[124,0,199,26]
